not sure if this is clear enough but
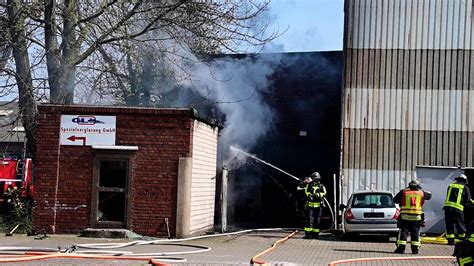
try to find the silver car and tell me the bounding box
[342,191,399,237]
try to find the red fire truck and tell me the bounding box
[0,158,33,201]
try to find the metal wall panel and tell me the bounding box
[342,0,474,203]
[346,0,473,50]
[344,88,474,131]
[343,128,473,169]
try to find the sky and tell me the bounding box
[266,0,344,52]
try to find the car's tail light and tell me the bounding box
[345,208,355,220]
[392,208,400,219]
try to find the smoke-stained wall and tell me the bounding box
[342,0,474,204]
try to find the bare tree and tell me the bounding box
[0,0,279,155]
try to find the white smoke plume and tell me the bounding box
[173,52,282,168]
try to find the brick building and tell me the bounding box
[33,105,219,237]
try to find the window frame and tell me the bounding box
[91,153,133,228]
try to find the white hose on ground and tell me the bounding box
[0,228,299,264]
[75,228,298,249]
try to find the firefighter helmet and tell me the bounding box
[311,172,320,179]
[456,174,468,183]
[408,180,421,189]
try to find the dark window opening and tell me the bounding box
[98,191,125,222]
[99,160,127,187]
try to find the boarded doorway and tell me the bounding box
[463,168,474,225]
[416,166,463,234]
[91,154,131,228]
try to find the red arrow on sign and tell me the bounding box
[67,135,86,146]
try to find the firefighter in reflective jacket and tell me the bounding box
[297,172,326,239]
[452,220,474,266]
[444,174,474,245]
[393,180,426,254]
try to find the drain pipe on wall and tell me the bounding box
[52,139,62,234]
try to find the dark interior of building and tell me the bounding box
[224,51,343,229]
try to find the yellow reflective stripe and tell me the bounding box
[397,240,407,245]
[444,184,464,211]
[400,213,422,221]
[404,194,421,208]
[401,190,423,214]
[312,228,320,233]
[308,202,321,207]
[446,234,455,239]
[445,201,464,211]
[411,230,421,246]
[458,233,466,238]
[396,230,406,246]
[400,209,422,215]
[469,235,474,242]
[460,256,473,266]
[304,227,312,232]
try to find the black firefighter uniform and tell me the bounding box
[303,182,327,237]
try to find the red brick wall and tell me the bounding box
[33,105,196,236]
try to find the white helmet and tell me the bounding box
[456,174,468,183]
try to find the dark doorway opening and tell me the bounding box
[91,154,131,228]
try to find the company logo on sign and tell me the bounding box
[60,115,116,146]
[72,116,105,125]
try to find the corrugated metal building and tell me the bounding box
[341,0,474,228]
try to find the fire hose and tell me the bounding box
[420,232,463,245]
[328,256,455,265]
[0,228,298,264]
[250,230,299,265]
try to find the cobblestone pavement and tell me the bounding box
[0,231,456,265]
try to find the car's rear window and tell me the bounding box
[351,193,395,208]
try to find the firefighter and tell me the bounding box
[444,174,474,245]
[454,220,474,266]
[297,172,326,239]
[393,180,426,254]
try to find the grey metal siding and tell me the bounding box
[342,0,474,202]
[347,0,473,50]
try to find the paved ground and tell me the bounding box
[0,230,456,265]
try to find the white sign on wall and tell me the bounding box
[60,115,116,146]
